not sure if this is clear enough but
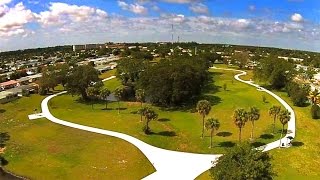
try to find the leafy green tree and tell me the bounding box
[233,108,248,142]
[114,86,125,114]
[135,89,146,121]
[197,100,212,138]
[87,86,101,109]
[39,66,58,93]
[286,82,309,107]
[116,58,148,85]
[248,107,260,140]
[232,52,250,69]
[100,88,111,110]
[135,89,145,107]
[205,118,220,148]
[66,65,101,100]
[55,63,69,88]
[142,107,158,134]
[269,106,281,134]
[210,143,275,180]
[254,57,295,89]
[137,57,208,106]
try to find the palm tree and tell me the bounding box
[143,108,158,134]
[196,100,212,138]
[279,109,291,147]
[233,108,248,142]
[114,86,124,114]
[248,107,260,140]
[308,89,320,105]
[205,118,220,148]
[100,88,111,110]
[136,89,145,122]
[269,106,281,134]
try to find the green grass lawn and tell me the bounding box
[99,69,117,79]
[103,78,122,91]
[0,95,154,179]
[49,68,283,155]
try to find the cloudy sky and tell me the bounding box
[0,0,320,52]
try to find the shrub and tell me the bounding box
[311,105,320,119]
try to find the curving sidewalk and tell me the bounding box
[212,67,296,151]
[33,68,295,179]
[39,76,221,179]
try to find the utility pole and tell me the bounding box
[171,24,174,44]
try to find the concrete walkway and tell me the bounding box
[212,67,296,151]
[32,68,296,179]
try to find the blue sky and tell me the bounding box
[0,0,320,52]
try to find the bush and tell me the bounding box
[210,143,275,180]
[311,105,320,119]
[38,87,47,95]
[21,89,30,97]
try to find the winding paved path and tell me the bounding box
[31,67,296,179]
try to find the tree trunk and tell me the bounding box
[105,100,108,110]
[81,90,88,101]
[239,128,242,142]
[210,130,213,148]
[202,115,205,138]
[118,101,120,114]
[146,119,150,133]
[279,125,284,148]
[251,120,255,140]
[273,115,276,134]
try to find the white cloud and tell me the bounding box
[118,1,148,15]
[189,3,209,14]
[291,13,303,22]
[249,5,256,11]
[0,0,12,6]
[0,2,34,37]
[36,3,108,26]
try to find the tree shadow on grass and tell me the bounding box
[0,109,5,113]
[251,142,266,148]
[158,118,170,122]
[102,108,113,110]
[150,131,176,137]
[292,141,304,147]
[116,107,127,111]
[130,110,139,114]
[259,134,274,139]
[219,141,236,148]
[277,129,287,135]
[0,132,10,148]
[0,157,8,166]
[199,95,222,106]
[216,132,232,137]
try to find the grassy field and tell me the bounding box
[0,95,154,179]
[49,67,283,155]
[99,69,117,79]
[240,68,320,179]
